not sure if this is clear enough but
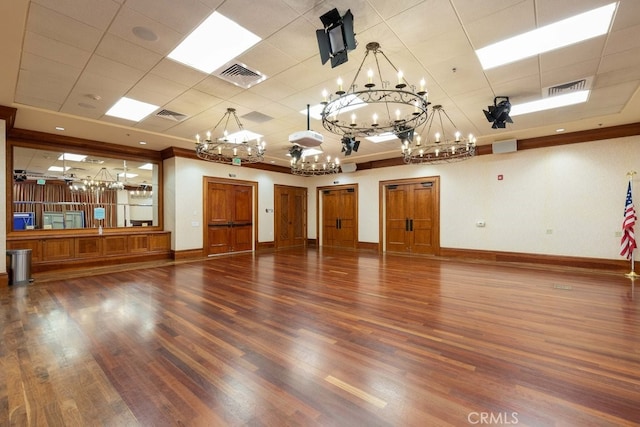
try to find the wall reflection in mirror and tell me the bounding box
[12,147,159,231]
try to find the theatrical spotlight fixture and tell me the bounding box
[289,145,340,176]
[401,105,476,164]
[316,8,356,68]
[341,136,360,156]
[195,107,266,165]
[320,41,429,141]
[484,96,513,129]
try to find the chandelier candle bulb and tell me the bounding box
[366,69,374,87]
[419,78,426,94]
[337,77,344,94]
[455,131,461,142]
[351,113,356,125]
[372,113,378,126]
[435,132,441,143]
[322,89,328,103]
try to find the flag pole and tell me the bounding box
[625,171,638,278]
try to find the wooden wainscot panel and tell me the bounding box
[150,233,170,251]
[104,236,128,255]
[75,237,102,258]
[128,234,150,253]
[7,239,43,262]
[42,238,74,261]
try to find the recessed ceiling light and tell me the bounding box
[510,90,590,116]
[106,97,159,122]
[223,130,263,143]
[556,128,565,132]
[366,132,397,143]
[138,163,153,170]
[303,94,366,120]
[139,141,147,145]
[475,2,617,70]
[48,166,71,172]
[168,11,261,74]
[55,126,65,131]
[57,153,87,162]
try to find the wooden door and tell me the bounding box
[275,185,307,248]
[321,187,357,248]
[206,181,253,255]
[384,179,438,255]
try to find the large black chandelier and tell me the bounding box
[401,105,476,164]
[320,42,429,142]
[195,108,266,165]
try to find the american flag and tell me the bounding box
[620,181,637,260]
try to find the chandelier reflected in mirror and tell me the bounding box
[68,167,125,192]
[195,107,266,164]
[401,105,476,164]
[289,145,340,176]
[320,41,429,143]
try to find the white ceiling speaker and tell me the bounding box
[492,139,517,154]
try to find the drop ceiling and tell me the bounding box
[1,0,640,170]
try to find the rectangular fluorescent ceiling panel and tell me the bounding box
[48,166,71,172]
[168,12,261,74]
[510,90,590,116]
[57,153,87,162]
[138,163,154,170]
[366,132,398,143]
[222,130,263,143]
[118,173,138,179]
[475,2,617,70]
[106,97,159,121]
[303,94,366,120]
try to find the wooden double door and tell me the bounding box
[206,181,254,255]
[274,185,307,248]
[385,178,439,254]
[321,185,357,248]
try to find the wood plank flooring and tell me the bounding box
[1,248,639,426]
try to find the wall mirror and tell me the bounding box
[11,146,160,232]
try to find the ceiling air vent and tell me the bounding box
[155,109,188,122]
[214,61,267,89]
[543,76,593,97]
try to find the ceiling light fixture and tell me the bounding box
[316,8,356,68]
[320,41,429,154]
[105,97,159,122]
[484,96,513,129]
[510,90,590,116]
[475,2,617,70]
[195,107,266,165]
[168,11,261,74]
[68,167,125,192]
[289,145,340,176]
[401,105,476,164]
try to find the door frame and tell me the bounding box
[316,183,359,248]
[203,176,259,255]
[378,176,440,254]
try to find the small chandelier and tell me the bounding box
[289,145,340,176]
[320,42,429,143]
[401,105,476,164]
[68,167,124,192]
[195,107,266,164]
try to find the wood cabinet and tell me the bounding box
[6,231,171,273]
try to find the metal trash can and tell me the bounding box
[6,249,33,285]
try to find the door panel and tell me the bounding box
[410,184,435,254]
[385,186,410,252]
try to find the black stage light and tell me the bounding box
[341,136,360,156]
[288,145,304,162]
[316,8,356,68]
[395,125,414,142]
[484,96,513,129]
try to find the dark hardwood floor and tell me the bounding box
[1,248,639,426]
